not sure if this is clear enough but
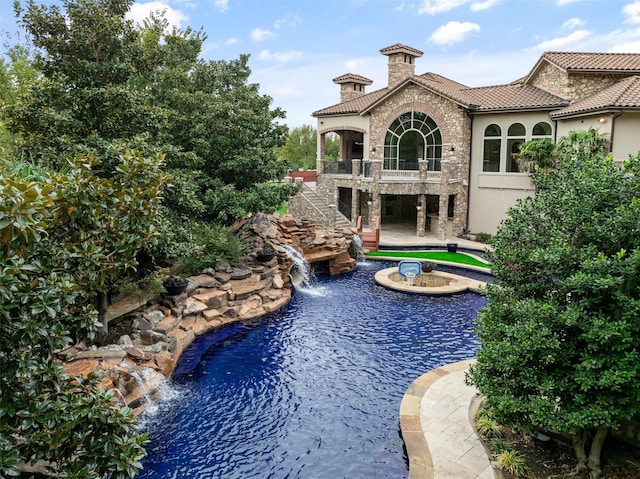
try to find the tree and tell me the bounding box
[515,137,556,173]
[8,0,160,172]
[467,132,640,478]
[516,129,610,174]
[278,125,339,169]
[0,40,40,153]
[146,47,294,225]
[7,0,297,236]
[0,150,167,478]
[279,124,317,169]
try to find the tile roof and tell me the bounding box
[332,73,373,85]
[379,43,424,57]
[313,73,566,117]
[550,75,640,118]
[312,88,389,116]
[465,83,567,112]
[540,52,640,73]
[312,51,640,118]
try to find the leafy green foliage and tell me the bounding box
[181,224,248,275]
[0,150,164,477]
[496,450,528,477]
[516,137,556,173]
[7,0,296,255]
[0,40,40,154]
[476,417,504,438]
[278,124,339,169]
[467,132,640,476]
[8,0,160,172]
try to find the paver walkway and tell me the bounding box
[400,359,496,479]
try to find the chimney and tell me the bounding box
[379,44,423,87]
[332,73,373,103]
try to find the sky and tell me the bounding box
[2,0,640,129]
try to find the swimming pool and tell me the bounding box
[138,261,485,478]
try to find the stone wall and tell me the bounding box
[61,214,357,415]
[528,62,624,103]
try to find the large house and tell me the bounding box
[309,44,640,239]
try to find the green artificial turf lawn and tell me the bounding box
[365,250,489,268]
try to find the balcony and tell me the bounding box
[323,161,353,175]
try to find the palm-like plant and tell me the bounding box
[516,138,556,173]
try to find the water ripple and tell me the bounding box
[139,262,484,479]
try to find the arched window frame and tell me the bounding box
[506,123,526,173]
[532,121,552,138]
[384,111,442,171]
[482,124,501,172]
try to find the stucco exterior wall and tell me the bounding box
[613,112,640,161]
[542,112,640,166]
[468,111,552,235]
[316,114,371,171]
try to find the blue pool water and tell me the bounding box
[138,261,486,479]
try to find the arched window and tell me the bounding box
[384,111,442,171]
[532,122,552,138]
[507,123,526,173]
[482,124,501,172]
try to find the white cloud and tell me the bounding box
[602,27,640,52]
[418,0,468,15]
[528,29,591,50]
[127,1,188,30]
[213,0,228,12]
[429,21,480,46]
[251,27,277,41]
[225,37,239,45]
[470,0,499,12]
[394,2,407,12]
[258,50,303,63]
[623,1,640,23]
[557,0,583,5]
[274,13,303,30]
[562,17,585,29]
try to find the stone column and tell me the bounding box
[352,159,360,179]
[351,188,360,226]
[438,194,448,240]
[416,193,426,237]
[317,132,326,173]
[372,160,382,181]
[418,159,428,179]
[368,192,379,228]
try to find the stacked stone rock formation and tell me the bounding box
[60,214,357,415]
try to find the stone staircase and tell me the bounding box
[297,184,352,229]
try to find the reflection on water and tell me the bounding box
[139,262,485,479]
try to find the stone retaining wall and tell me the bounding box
[61,214,358,415]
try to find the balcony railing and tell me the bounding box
[323,161,353,175]
[383,160,420,171]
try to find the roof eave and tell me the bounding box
[550,106,640,120]
[473,105,566,114]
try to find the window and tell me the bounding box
[384,111,442,171]
[506,123,525,173]
[532,122,552,137]
[482,124,501,172]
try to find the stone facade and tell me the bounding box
[530,62,626,103]
[312,44,640,237]
[566,72,626,102]
[528,62,570,99]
